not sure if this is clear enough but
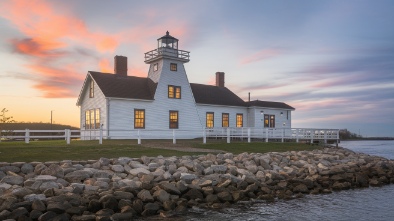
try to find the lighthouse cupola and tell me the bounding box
[145,31,190,64]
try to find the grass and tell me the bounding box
[0,139,320,162]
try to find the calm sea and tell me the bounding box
[142,140,394,221]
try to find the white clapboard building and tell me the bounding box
[76,32,295,139]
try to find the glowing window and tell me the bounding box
[206,112,214,128]
[222,113,229,127]
[168,85,181,99]
[264,114,275,128]
[169,111,179,129]
[170,63,177,71]
[236,114,243,128]
[134,109,145,129]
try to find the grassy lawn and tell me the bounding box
[0,139,319,162]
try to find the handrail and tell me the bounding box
[144,48,190,61]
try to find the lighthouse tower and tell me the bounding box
[144,31,202,132]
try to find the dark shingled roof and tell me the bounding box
[246,100,295,110]
[85,72,294,110]
[190,83,247,107]
[89,71,156,100]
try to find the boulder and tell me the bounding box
[137,189,154,202]
[111,165,124,173]
[21,163,34,174]
[129,168,150,176]
[180,173,197,184]
[41,164,64,178]
[159,182,181,195]
[1,175,24,185]
[183,189,203,200]
[32,199,46,212]
[153,189,170,203]
[64,170,92,182]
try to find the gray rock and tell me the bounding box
[217,191,233,202]
[153,189,170,203]
[12,188,33,198]
[41,164,64,178]
[47,202,69,214]
[180,173,197,184]
[68,214,96,221]
[64,170,91,182]
[129,168,150,176]
[111,165,124,173]
[0,165,21,173]
[34,163,47,174]
[32,199,46,212]
[38,211,57,221]
[39,181,59,191]
[8,207,29,220]
[24,194,46,202]
[1,175,24,185]
[293,184,309,193]
[142,203,160,216]
[159,182,181,195]
[183,189,203,200]
[111,212,134,221]
[30,210,43,220]
[99,158,110,166]
[0,182,12,190]
[21,163,34,174]
[137,189,154,202]
[35,175,57,181]
[0,210,11,220]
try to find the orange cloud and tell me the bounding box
[99,58,112,73]
[241,49,281,65]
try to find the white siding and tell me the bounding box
[250,107,292,129]
[196,104,248,128]
[79,76,107,139]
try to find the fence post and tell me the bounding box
[247,128,251,143]
[296,129,299,143]
[311,130,314,144]
[65,129,71,144]
[203,128,206,144]
[99,127,103,145]
[25,129,30,144]
[324,130,327,144]
[173,130,176,144]
[137,130,141,145]
[227,128,230,143]
[265,128,268,142]
[281,128,284,143]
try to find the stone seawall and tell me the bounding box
[0,147,393,221]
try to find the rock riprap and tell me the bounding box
[0,147,393,220]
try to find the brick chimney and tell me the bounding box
[216,72,225,87]
[114,55,127,76]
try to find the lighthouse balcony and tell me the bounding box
[145,47,190,63]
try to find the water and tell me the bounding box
[143,140,394,221]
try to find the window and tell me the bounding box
[222,113,229,127]
[85,109,100,129]
[168,85,181,99]
[95,109,100,129]
[264,114,275,128]
[236,114,243,128]
[169,111,179,129]
[89,80,94,98]
[85,111,90,129]
[153,63,158,71]
[170,63,177,71]
[134,109,145,129]
[206,112,214,128]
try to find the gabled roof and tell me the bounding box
[190,83,247,107]
[246,100,295,110]
[89,71,156,100]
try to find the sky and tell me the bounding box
[0,0,393,137]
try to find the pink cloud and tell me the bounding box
[240,49,281,65]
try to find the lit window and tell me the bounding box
[134,109,145,129]
[95,109,100,129]
[206,112,214,128]
[153,63,158,71]
[169,111,179,129]
[90,110,95,129]
[168,85,181,99]
[170,63,177,71]
[89,80,94,98]
[264,114,275,128]
[222,113,229,127]
[85,111,90,129]
[236,114,243,128]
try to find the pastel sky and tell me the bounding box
[1,0,393,137]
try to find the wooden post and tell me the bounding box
[66,129,71,144]
[247,128,251,143]
[203,128,206,144]
[99,127,103,145]
[311,130,314,144]
[265,128,268,142]
[137,130,141,145]
[324,130,327,144]
[296,129,299,143]
[281,128,284,143]
[173,129,176,144]
[227,128,230,143]
[25,129,29,144]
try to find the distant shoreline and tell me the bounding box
[341,138,394,141]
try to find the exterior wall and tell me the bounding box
[250,107,292,129]
[196,104,248,128]
[79,76,107,139]
[107,58,203,139]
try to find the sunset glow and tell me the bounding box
[1,0,393,137]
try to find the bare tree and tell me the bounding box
[0,108,16,141]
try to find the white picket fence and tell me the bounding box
[0,127,339,145]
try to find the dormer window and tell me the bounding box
[170,63,177,71]
[89,80,94,98]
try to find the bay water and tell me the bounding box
[142,140,394,221]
